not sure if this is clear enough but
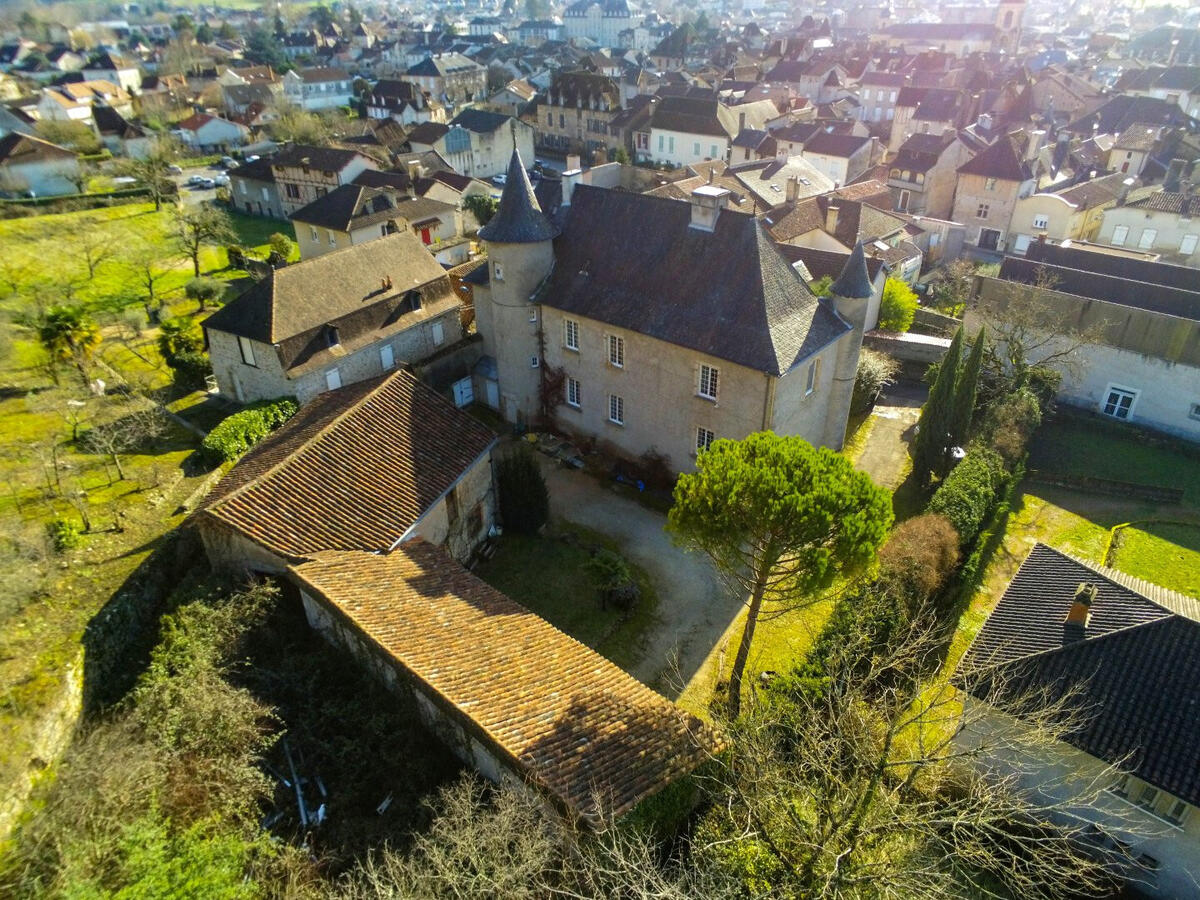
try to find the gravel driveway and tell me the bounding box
[538,459,740,696]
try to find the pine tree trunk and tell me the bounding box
[727,570,770,719]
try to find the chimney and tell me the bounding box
[977,112,992,133]
[1164,158,1186,193]
[825,201,840,234]
[739,110,746,131]
[1025,129,1045,162]
[566,153,581,172]
[786,175,799,202]
[689,185,729,232]
[1117,176,1135,206]
[561,165,583,206]
[406,159,421,181]
[1062,582,1097,644]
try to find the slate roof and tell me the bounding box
[406,53,482,77]
[829,240,872,299]
[957,134,1034,182]
[478,150,559,244]
[199,370,496,560]
[1065,95,1198,136]
[803,131,870,158]
[959,544,1200,807]
[775,244,885,284]
[649,95,737,138]
[290,541,715,820]
[271,143,370,172]
[997,255,1200,322]
[202,231,455,355]
[913,88,964,122]
[892,132,956,173]
[1023,241,1200,297]
[406,121,450,145]
[290,183,453,232]
[1047,172,1132,209]
[540,185,848,375]
[448,107,511,134]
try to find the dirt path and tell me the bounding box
[538,459,740,697]
[853,379,926,490]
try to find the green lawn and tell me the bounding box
[1111,522,1200,597]
[0,202,296,320]
[474,524,659,673]
[943,416,1200,672]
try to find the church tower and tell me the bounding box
[994,0,1025,55]
[474,150,559,424]
[822,241,873,450]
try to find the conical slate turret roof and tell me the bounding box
[477,150,560,244]
[829,240,873,299]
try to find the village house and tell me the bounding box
[92,105,155,159]
[473,151,870,470]
[1096,188,1200,266]
[800,132,873,187]
[263,144,378,218]
[887,131,972,218]
[283,66,354,111]
[889,87,974,153]
[951,133,1037,253]
[290,182,461,259]
[408,110,535,180]
[958,543,1200,899]
[193,368,714,821]
[81,49,141,92]
[641,95,739,168]
[229,156,285,218]
[365,79,444,125]
[484,78,537,118]
[403,53,487,107]
[1008,173,1134,254]
[536,70,623,158]
[969,241,1200,441]
[562,0,633,48]
[0,131,79,197]
[202,232,462,405]
[173,113,249,153]
[855,70,906,129]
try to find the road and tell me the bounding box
[537,457,740,696]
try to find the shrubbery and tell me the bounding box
[852,348,901,413]
[878,513,960,599]
[877,278,919,332]
[585,547,640,611]
[497,446,549,534]
[201,398,298,464]
[981,388,1042,466]
[46,516,83,551]
[926,446,1008,546]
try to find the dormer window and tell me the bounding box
[325,324,340,347]
[404,290,422,313]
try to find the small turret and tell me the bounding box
[822,242,874,449]
[478,150,559,244]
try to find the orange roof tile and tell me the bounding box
[290,542,718,819]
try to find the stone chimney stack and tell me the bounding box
[561,165,583,206]
[689,185,729,232]
[1062,582,1097,644]
[825,201,840,234]
[566,153,582,172]
[786,175,799,203]
[1025,129,1045,162]
[1165,158,1186,193]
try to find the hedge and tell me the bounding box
[926,446,1008,546]
[201,398,298,465]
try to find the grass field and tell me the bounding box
[943,416,1200,672]
[475,523,660,673]
[1111,522,1200,598]
[0,202,295,320]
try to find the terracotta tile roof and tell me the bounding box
[959,544,1200,806]
[290,541,717,819]
[199,370,497,560]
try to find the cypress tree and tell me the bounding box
[949,326,986,459]
[913,327,963,486]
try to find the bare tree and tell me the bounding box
[81,403,170,484]
[77,229,117,279]
[122,240,172,321]
[173,204,237,277]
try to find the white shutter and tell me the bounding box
[380,344,395,370]
[325,368,342,391]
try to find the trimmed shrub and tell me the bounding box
[927,446,1008,546]
[47,517,83,552]
[201,398,298,465]
[497,446,550,534]
[585,547,640,611]
[170,350,214,391]
[878,513,960,600]
[877,278,919,332]
[852,347,900,413]
[983,388,1042,467]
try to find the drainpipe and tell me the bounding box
[761,372,776,430]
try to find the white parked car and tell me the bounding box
[214,174,230,187]
[492,172,507,186]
